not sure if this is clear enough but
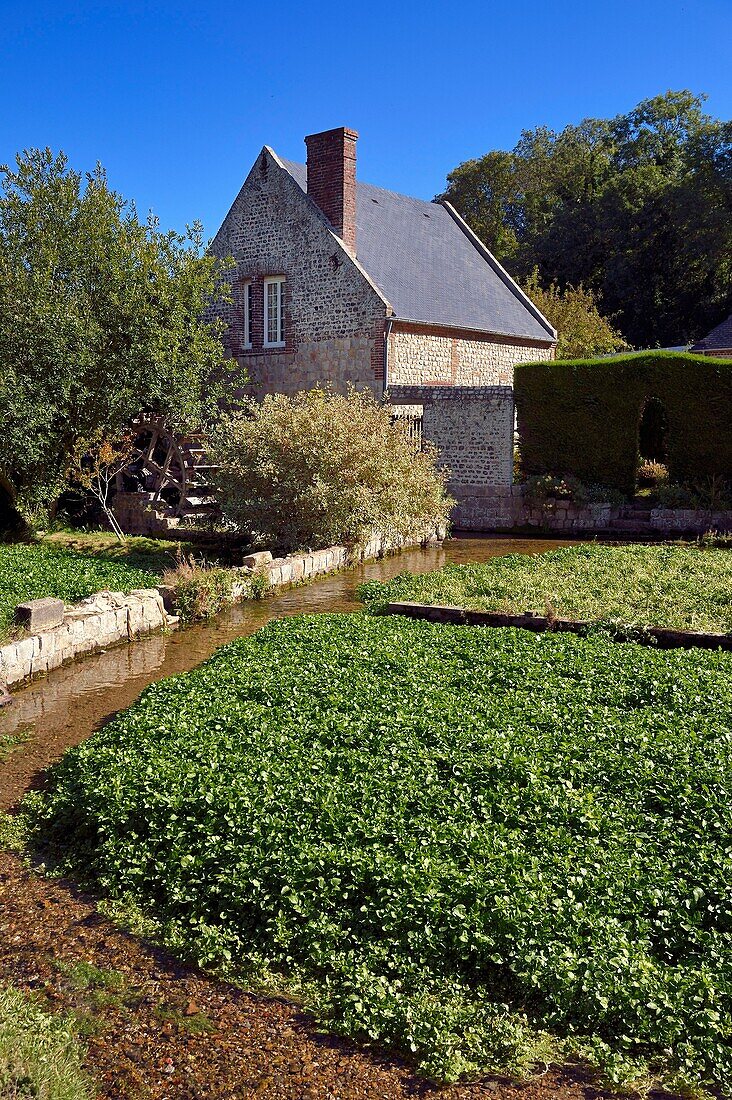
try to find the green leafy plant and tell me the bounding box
[25,613,732,1090]
[0,542,158,641]
[358,543,732,633]
[211,386,452,553]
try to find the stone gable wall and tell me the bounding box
[209,148,389,399]
[387,322,554,388]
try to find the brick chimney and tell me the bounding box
[304,127,358,253]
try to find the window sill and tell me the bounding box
[263,342,286,350]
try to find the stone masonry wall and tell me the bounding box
[450,485,732,534]
[389,385,515,489]
[0,589,172,689]
[209,147,389,399]
[387,322,554,387]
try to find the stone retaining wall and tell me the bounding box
[451,485,732,535]
[0,589,173,690]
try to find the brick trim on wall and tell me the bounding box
[390,318,556,352]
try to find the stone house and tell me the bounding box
[209,127,556,495]
[691,314,732,358]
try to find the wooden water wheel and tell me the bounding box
[117,416,219,521]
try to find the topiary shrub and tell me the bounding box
[211,387,453,553]
[515,352,732,496]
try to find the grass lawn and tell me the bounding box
[0,983,92,1099]
[42,530,196,575]
[0,541,158,642]
[27,613,732,1091]
[359,543,732,633]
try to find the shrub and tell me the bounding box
[637,459,668,488]
[515,351,732,496]
[521,475,623,508]
[27,614,732,1089]
[655,477,732,511]
[211,387,452,553]
[521,270,628,360]
[162,553,237,621]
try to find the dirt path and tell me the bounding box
[1,850,617,1100]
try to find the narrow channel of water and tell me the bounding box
[0,536,572,809]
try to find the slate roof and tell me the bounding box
[691,314,732,353]
[280,158,555,343]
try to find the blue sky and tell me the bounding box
[1,0,730,238]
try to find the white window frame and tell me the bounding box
[264,276,285,348]
[243,280,253,349]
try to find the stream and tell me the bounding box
[0,536,572,810]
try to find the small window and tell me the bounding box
[243,281,253,349]
[264,276,285,347]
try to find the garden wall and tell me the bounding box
[0,589,172,690]
[451,485,732,535]
[388,384,515,489]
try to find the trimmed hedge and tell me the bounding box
[515,352,732,496]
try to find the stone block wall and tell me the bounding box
[449,486,732,535]
[388,385,515,489]
[387,322,553,388]
[451,486,613,531]
[0,589,173,689]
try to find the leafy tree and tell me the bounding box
[521,270,628,359]
[212,387,452,552]
[0,149,234,520]
[439,92,732,349]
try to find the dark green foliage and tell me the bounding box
[27,614,732,1088]
[439,91,732,349]
[515,351,732,495]
[0,543,157,639]
[0,149,234,517]
[358,544,732,632]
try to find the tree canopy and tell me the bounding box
[439,91,732,349]
[521,270,628,359]
[0,149,234,518]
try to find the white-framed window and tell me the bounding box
[242,280,253,349]
[264,276,285,347]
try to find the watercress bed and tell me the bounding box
[0,542,157,641]
[27,614,732,1090]
[358,543,732,633]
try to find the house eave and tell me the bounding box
[389,315,556,348]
